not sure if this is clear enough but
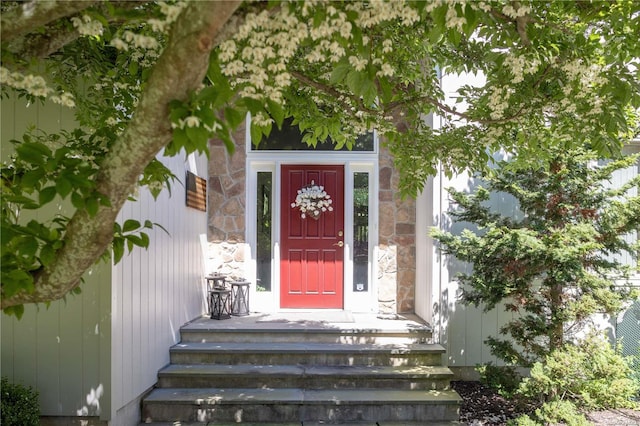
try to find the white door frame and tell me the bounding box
[245,139,379,312]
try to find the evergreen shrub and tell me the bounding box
[511,335,638,425]
[0,376,40,426]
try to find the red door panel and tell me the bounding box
[281,165,344,308]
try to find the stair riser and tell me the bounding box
[142,402,459,423]
[157,375,452,390]
[169,351,443,367]
[180,331,431,345]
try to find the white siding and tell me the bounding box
[1,96,208,423]
[429,167,514,367]
[110,152,208,425]
[1,99,113,419]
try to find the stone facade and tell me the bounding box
[378,143,416,313]
[207,128,416,313]
[207,127,248,280]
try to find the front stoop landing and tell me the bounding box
[140,313,461,425]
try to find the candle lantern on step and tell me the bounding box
[209,288,231,320]
[230,280,250,316]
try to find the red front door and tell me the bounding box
[280,165,344,308]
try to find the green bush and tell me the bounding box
[631,352,640,401]
[476,362,522,398]
[511,334,639,425]
[1,376,40,426]
[510,400,590,426]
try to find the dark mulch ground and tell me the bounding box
[451,381,640,425]
[452,381,530,425]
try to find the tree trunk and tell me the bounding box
[548,281,564,352]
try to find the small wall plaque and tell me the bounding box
[186,171,206,211]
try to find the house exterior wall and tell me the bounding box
[110,152,208,425]
[206,124,415,314]
[1,99,113,420]
[1,98,209,424]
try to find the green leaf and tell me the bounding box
[55,177,73,198]
[250,123,263,146]
[16,142,51,165]
[43,158,59,173]
[330,63,351,84]
[21,168,46,190]
[85,196,99,216]
[224,107,244,130]
[71,191,85,210]
[99,194,111,207]
[4,304,25,319]
[462,4,480,37]
[378,77,394,104]
[185,125,210,151]
[169,102,189,123]
[361,78,377,107]
[128,60,138,76]
[447,27,462,46]
[219,127,236,155]
[39,186,57,205]
[244,98,265,115]
[18,235,39,258]
[140,232,150,248]
[199,107,216,127]
[2,269,34,298]
[40,244,56,266]
[346,71,366,95]
[266,100,285,129]
[170,128,189,154]
[123,219,140,233]
[4,194,39,209]
[112,237,125,264]
[196,86,219,103]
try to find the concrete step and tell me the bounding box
[158,364,454,390]
[181,328,432,345]
[141,422,462,425]
[141,388,461,424]
[180,321,432,345]
[169,342,445,367]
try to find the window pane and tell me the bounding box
[256,172,272,291]
[252,118,374,151]
[353,172,369,292]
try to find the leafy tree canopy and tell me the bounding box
[1,0,639,314]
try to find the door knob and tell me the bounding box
[333,241,344,247]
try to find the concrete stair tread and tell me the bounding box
[144,387,462,405]
[181,325,432,335]
[171,341,445,353]
[182,314,432,333]
[141,422,461,425]
[159,363,454,378]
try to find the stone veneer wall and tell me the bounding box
[207,127,248,279]
[378,143,416,314]
[207,126,416,314]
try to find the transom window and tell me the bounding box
[251,118,375,152]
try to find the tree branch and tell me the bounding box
[4,1,156,62]
[290,70,375,115]
[1,0,243,309]
[1,1,97,43]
